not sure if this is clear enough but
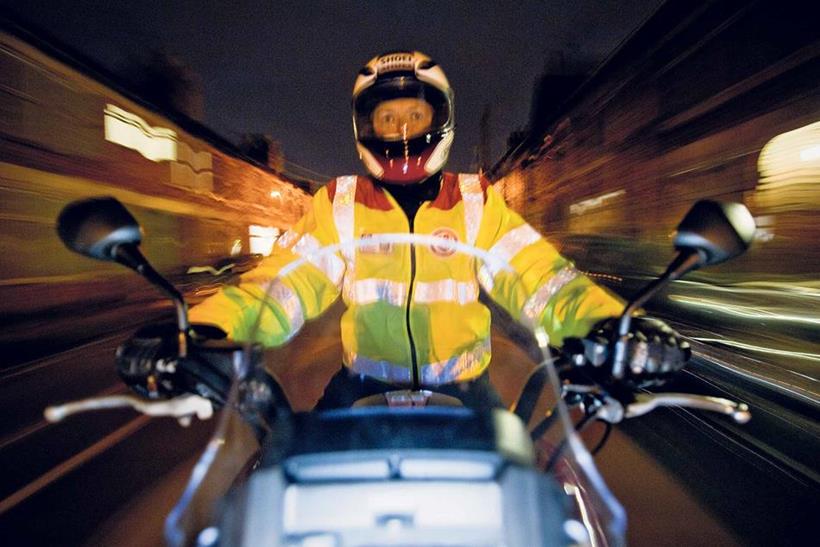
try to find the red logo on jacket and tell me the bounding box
[430,228,458,257]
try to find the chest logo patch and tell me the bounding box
[430,227,459,257]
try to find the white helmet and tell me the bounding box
[352,51,455,184]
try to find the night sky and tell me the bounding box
[2,0,662,182]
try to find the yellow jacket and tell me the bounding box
[190,173,623,386]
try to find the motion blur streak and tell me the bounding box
[690,338,820,364]
[673,279,820,298]
[669,295,820,326]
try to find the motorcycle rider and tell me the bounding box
[120,51,689,408]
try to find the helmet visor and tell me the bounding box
[354,77,452,143]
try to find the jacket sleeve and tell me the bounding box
[189,185,345,346]
[476,184,624,346]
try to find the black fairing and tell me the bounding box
[261,407,534,468]
[223,407,571,547]
[673,200,755,265]
[57,196,142,260]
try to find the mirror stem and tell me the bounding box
[114,244,190,357]
[611,250,703,378]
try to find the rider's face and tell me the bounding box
[372,97,434,140]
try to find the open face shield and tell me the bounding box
[354,77,452,142]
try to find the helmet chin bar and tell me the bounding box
[425,130,454,174]
[357,142,385,179]
[357,131,454,184]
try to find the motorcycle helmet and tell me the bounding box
[353,51,454,184]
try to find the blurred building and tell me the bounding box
[0,15,311,356]
[491,0,819,362]
[490,3,818,540]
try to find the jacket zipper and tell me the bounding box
[406,215,420,389]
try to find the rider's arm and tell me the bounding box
[190,185,344,346]
[476,184,624,346]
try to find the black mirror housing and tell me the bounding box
[673,200,755,266]
[57,197,143,261]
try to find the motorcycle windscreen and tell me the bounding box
[168,234,626,546]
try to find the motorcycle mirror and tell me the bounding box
[57,197,143,261]
[673,200,756,267]
[57,197,190,338]
[611,200,755,378]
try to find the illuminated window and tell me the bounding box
[757,120,820,211]
[104,104,177,162]
[172,141,214,191]
[568,189,625,216]
[249,225,280,256]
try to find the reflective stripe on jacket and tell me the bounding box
[189,172,623,386]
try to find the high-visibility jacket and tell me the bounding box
[190,173,623,386]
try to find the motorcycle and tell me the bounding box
[45,197,755,546]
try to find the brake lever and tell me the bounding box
[44,394,214,426]
[624,392,751,423]
[562,384,751,425]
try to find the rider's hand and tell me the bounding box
[565,316,691,383]
[116,322,230,401]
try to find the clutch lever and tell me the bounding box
[45,394,213,426]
